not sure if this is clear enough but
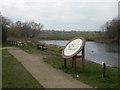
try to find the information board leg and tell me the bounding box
[72,59,74,68]
[72,57,76,71]
[74,58,76,71]
[64,59,67,68]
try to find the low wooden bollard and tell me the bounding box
[102,62,106,78]
[41,45,44,50]
[42,46,47,51]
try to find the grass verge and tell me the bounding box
[38,32,98,40]
[2,49,44,88]
[44,56,118,88]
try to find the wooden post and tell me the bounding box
[74,57,76,71]
[72,58,74,68]
[82,46,85,71]
[102,62,106,78]
[64,59,67,68]
[72,56,76,71]
[41,45,43,50]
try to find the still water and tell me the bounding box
[40,40,119,67]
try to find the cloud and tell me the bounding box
[0,0,118,31]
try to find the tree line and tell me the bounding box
[1,15,44,43]
[100,17,119,42]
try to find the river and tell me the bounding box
[40,40,119,67]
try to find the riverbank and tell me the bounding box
[4,40,119,66]
[37,30,99,41]
[6,42,118,88]
[95,38,119,44]
[40,40,118,67]
[7,36,119,44]
[44,56,118,88]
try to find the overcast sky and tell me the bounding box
[0,0,119,31]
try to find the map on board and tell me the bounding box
[64,39,83,56]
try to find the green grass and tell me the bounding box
[7,42,119,88]
[2,43,11,47]
[2,49,44,88]
[17,43,62,57]
[44,56,118,88]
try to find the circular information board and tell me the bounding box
[62,37,86,59]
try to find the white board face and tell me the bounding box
[64,39,83,56]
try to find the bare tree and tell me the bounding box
[1,15,12,43]
[100,17,119,42]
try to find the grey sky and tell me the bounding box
[0,0,119,31]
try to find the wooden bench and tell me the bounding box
[7,40,17,46]
[37,44,47,51]
[17,41,28,47]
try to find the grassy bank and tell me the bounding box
[2,49,43,88]
[38,31,98,41]
[16,43,62,57]
[44,56,118,88]
[7,31,99,41]
[14,43,118,88]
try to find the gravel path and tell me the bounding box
[8,47,92,88]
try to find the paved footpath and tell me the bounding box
[8,47,92,88]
